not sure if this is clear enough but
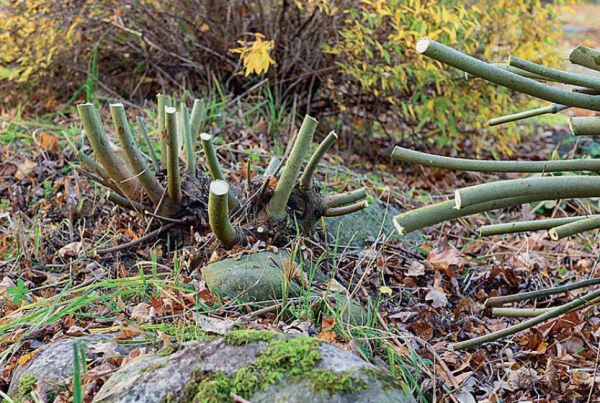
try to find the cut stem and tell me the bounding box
[569,117,600,136]
[322,188,367,208]
[200,133,240,210]
[324,200,368,217]
[269,115,318,222]
[508,56,600,90]
[300,130,338,189]
[480,216,599,237]
[157,94,171,168]
[393,196,542,235]
[569,45,600,73]
[208,180,243,249]
[455,176,600,210]
[549,216,600,240]
[136,117,160,172]
[392,146,599,172]
[416,38,600,111]
[263,157,281,178]
[165,107,182,204]
[181,104,196,173]
[450,288,600,351]
[484,277,600,307]
[492,307,553,318]
[77,103,143,200]
[190,99,204,138]
[488,103,569,127]
[110,103,166,206]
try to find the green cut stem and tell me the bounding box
[484,277,600,307]
[508,55,600,90]
[491,307,553,318]
[208,180,243,249]
[323,200,368,217]
[269,115,318,222]
[569,117,600,136]
[263,157,281,178]
[77,103,143,200]
[190,99,204,138]
[157,94,171,168]
[455,176,600,210]
[392,146,599,172]
[136,117,160,172]
[488,103,568,127]
[181,104,196,173]
[165,107,182,204]
[569,45,600,73]
[480,216,599,237]
[490,63,548,80]
[393,196,543,235]
[450,288,600,351]
[200,133,240,210]
[322,188,367,208]
[416,38,600,111]
[110,104,166,206]
[64,133,110,182]
[300,130,338,189]
[549,216,600,240]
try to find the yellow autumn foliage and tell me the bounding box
[230,34,276,76]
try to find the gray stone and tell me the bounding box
[93,333,416,403]
[8,334,141,401]
[323,200,423,247]
[202,251,325,303]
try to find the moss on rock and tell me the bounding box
[12,374,37,403]
[180,334,366,403]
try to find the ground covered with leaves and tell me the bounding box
[2,5,600,402]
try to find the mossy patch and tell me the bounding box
[177,334,367,403]
[11,374,37,403]
[224,329,275,346]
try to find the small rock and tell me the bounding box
[202,251,325,302]
[8,334,144,401]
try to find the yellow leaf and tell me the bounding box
[379,286,393,295]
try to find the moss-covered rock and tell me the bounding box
[202,251,325,303]
[93,332,416,403]
[323,200,422,247]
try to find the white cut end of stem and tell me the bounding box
[110,103,124,108]
[548,229,559,241]
[200,133,212,141]
[454,190,462,210]
[416,37,431,54]
[306,115,318,124]
[392,216,406,236]
[165,106,177,115]
[328,130,338,139]
[210,180,229,196]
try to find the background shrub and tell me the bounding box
[0,0,570,154]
